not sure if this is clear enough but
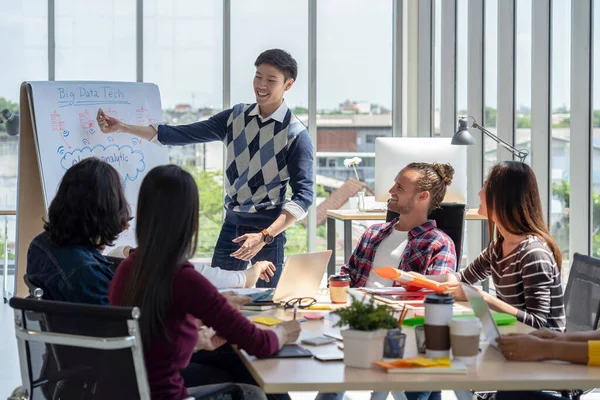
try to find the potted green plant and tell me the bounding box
[333,294,398,368]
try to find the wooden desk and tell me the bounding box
[326,209,488,278]
[238,293,600,396]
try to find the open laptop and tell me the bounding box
[227,251,332,303]
[462,283,502,349]
[271,250,332,302]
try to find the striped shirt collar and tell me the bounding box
[248,101,289,123]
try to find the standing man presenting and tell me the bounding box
[97,49,314,288]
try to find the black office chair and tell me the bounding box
[23,274,44,300]
[386,202,467,264]
[564,252,600,332]
[546,252,600,400]
[8,297,242,400]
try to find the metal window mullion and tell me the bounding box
[136,0,143,82]
[307,0,317,252]
[440,0,457,138]
[222,0,231,207]
[406,0,418,137]
[223,0,231,110]
[569,0,593,258]
[531,0,551,223]
[48,0,55,81]
[496,0,516,161]
[392,0,403,137]
[417,0,434,137]
[402,0,409,136]
[467,0,484,264]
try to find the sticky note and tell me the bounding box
[304,314,325,320]
[374,357,451,369]
[308,304,332,310]
[252,316,282,326]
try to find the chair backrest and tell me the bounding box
[563,253,600,332]
[9,297,150,400]
[386,202,467,266]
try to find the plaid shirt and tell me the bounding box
[341,218,457,288]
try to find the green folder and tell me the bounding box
[402,312,517,327]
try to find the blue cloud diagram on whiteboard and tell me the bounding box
[59,144,146,185]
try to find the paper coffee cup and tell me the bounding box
[450,318,481,364]
[424,293,454,358]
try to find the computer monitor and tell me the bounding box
[374,137,467,202]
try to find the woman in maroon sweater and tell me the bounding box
[109,165,300,400]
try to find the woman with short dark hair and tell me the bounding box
[27,157,130,304]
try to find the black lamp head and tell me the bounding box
[451,117,475,145]
[0,109,19,136]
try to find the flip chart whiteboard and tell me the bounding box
[26,81,169,247]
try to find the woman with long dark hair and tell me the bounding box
[108,165,300,400]
[441,161,565,331]
[27,157,131,304]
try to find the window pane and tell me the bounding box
[231,0,308,111]
[55,0,136,80]
[592,0,600,258]
[515,0,532,165]
[0,1,47,296]
[231,0,309,254]
[550,0,571,275]
[483,0,498,175]
[144,0,224,260]
[317,0,393,267]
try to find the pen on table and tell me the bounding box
[293,303,298,320]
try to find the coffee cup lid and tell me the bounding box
[424,293,455,304]
[329,274,350,281]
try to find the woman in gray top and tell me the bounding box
[437,161,566,331]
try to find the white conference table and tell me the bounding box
[236,290,600,398]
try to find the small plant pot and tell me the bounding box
[341,328,387,368]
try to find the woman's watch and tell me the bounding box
[261,229,275,244]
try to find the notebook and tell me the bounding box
[266,344,313,359]
[242,301,278,311]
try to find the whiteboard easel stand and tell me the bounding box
[15,82,47,298]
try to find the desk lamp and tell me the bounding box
[451,116,529,163]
